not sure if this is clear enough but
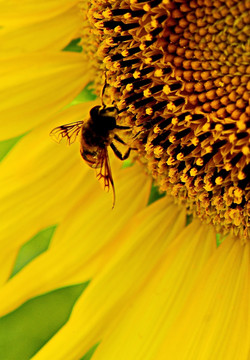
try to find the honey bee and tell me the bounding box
[50,82,133,208]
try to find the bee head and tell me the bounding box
[90,105,117,131]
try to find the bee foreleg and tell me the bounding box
[110,142,132,161]
[115,125,131,130]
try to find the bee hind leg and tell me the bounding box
[113,134,137,149]
[113,134,127,145]
[115,125,131,130]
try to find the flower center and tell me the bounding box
[80,0,250,240]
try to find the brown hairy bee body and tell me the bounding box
[80,105,117,166]
[50,102,132,208]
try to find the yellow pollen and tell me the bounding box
[105,38,114,46]
[204,183,213,192]
[177,153,184,161]
[124,13,131,20]
[102,9,112,18]
[133,70,141,79]
[169,135,176,143]
[172,117,178,125]
[242,146,249,156]
[237,120,247,131]
[145,57,152,64]
[154,125,161,134]
[114,25,122,33]
[229,133,237,143]
[167,103,176,111]
[139,43,146,51]
[103,56,111,64]
[215,124,223,132]
[117,100,126,109]
[154,146,164,157]
[203,123,210,132]
[128,104,135,112]
[145,34,153,41]
[145,143,153,153]
[151,20,158,28]
[238,171,246,180]
[163,85,171,95]
[205,146,213,153]
[215,176,223,185]
[196,158,204,166]
[190,168,198,177]
[167,157,175,166]
[234,188,243,198]
[121,50,129,57]
[146,108,153,115]
[143,4,150,11]
[180,174,188,183]
[224,163,232,171]
[154,69,164,77]
[126,84,133,92]
[144,89,152,97]
[192,137,199,146]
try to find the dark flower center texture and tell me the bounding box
[81,0,250,239]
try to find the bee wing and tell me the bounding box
[96,149,116,208]
[50,121,83,145]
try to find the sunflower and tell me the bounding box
[0,0,249,359]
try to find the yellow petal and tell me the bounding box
[0,0,79,27]
[91,221,217,360]
[0,52,91,139]
[0,164,151,315]
[1,249,19,285]
[155,236,250,360]
[0,103,96,283]
[30,197,186,360]
[0,5,82,53]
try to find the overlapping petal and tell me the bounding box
[0,52,91,139]
[0,4,82,53]
[0,0,79,27]
[91,221,217,360]
[155,236,250,360]
[0,163,151,315]
[30,197,187,360]
[0,103,96,283]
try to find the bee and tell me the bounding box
[50,81,133,208]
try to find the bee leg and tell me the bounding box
[114,134,137,151]
[115,125,131,130]
[114,134,127,145]
[110,142,132,161]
